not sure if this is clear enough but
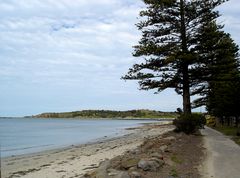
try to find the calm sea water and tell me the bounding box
[0,118,164,157]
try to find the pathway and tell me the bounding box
[201,127,240,178]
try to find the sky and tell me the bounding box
[0,0,239,117]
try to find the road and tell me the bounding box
[201,127,240,178]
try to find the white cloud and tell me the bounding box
[218,0,240,44]
[0,0,239,116]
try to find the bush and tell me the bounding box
[173,113,206,134]
[237,128,240,136]
[205,115,216,127]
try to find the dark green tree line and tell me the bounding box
[191,13,240,125]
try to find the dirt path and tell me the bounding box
[201,127,240,178]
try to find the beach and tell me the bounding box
[2,123,173,178]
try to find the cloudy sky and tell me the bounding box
[0,0,239,117]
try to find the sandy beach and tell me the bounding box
[2,123,173,178]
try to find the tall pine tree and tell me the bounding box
[190,5,240,120]
[123,0,227,114]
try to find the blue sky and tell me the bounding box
[0,0,239,117]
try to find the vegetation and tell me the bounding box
[171,154,183,164]
[123,0,229,115]
[31,109,177,119]
[173,113,206,134]
[191,17,240,120]
[212,124,240,145]
[206,116,240,145]
[191,1,240,141]
[205,115,216,127]
[170,168,179,177]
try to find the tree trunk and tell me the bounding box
[235,116,239,127]
[220,117,224,126]
[237,117,240,136]
[227,117,230,126]
[183,64,191,114]
[180,0,191,114]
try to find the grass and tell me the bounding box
[171,154,183,164]
[233,137,240,145]
[169,167,178,177]
[212,125,240,145]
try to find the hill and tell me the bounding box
[30,109,177,119]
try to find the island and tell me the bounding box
[28,109,178,119]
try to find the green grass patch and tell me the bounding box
[169,167,178,177]
[214,126,237,135]
[233,137,240,145]
[212,125,240,145]
[171,154,183,164]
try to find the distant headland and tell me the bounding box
[27,109,177,119]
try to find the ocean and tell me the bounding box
[0,117,165,157]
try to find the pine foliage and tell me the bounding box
[122,0,228,114]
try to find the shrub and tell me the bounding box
[173,113,206,134]
[205,115,216,127]
[237,128,240,136]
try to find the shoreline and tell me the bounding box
[1,119,172,158]
[1,127,130,159]
[83,125,204,178]
[2,123,174,178]
[2,117,175,120]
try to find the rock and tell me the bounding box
[142,142,154,150]
[98,159,111,170]
[151,153,163,160]
[163,136,176,141]
[137,159,159,171]
[114,171,130,178]
[108,169,119,176]
[159,145,168,152]
[95,159,111,178]
[81,172,92,178]
[108,169,130,178]
[128,167,137,171]
[129,171,142,178]
[96,171,109,178]
[130,149,141,155]
[149,157,165,167]
[121,158,139,169]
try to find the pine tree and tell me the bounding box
[190,11,240,118]
[123,0,227,114]
[191,21,239,106]
[205,32,240,118]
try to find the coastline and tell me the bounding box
[2,123,174,178]
[23,117,175,121]
[1,118,172,158]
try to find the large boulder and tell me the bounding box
[121,158,140,169]
[137,158,164,171]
